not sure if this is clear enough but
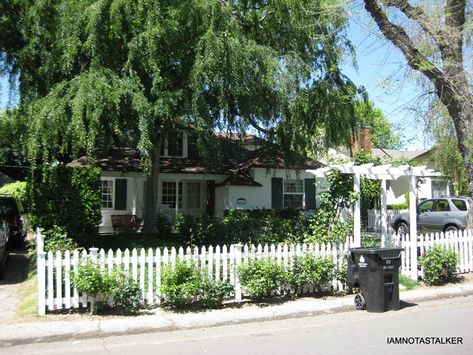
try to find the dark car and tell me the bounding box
[392,196,470,236]
[0,195,26,247]
[0,220,8,278]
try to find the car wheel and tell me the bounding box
[444,225,458,235]
[396,222,409,237]
[354,293,366,310]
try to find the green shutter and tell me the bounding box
[271,178,283,209]
[115,179,128,210]
[304,178,316,210]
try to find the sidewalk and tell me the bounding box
[2,280,473,347]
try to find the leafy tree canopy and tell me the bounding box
[1,0,361,164]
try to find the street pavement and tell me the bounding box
[5,294,473,355]
[1,277,473,347]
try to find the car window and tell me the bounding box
[433,199,450,212]
[418,200,433,213]
[452,199,467,211]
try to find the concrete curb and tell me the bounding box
[1,283,473,346]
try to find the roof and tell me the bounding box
[69,133,320,186]
[371,148,432,161]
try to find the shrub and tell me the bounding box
[160,261,232,309]
[420,246,458,285]
[28,165,101,246]
[287,255,335,294]
[113,273,143,313]
[238,259,287,299]
[71,261,116,313]
[71,261,116,297]
[43,225,80,252]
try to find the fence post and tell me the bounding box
[36,227,44,254]
[37,251,46,315]
[233,244,243,302]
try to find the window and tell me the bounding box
[162,181,183,208]
[186,182,201,209]
[101,180,114,209]
[161,132,184,157]
[418,200,433,213]
[283,180,304,208]
[452,199,467,211]
[433,199,450,212]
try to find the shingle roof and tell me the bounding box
[371,148,432,161]
[69,134,321,186]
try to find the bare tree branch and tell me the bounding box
[364,0,444,84]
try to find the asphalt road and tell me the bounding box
[6,295,473,355]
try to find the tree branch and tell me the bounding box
[363,0,444,84]
[382,0,448,53]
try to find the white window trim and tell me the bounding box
[283,179,305,208]
[101,178,115,210]
[160,180,204,211]
[185,181,204,211]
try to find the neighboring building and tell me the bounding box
[72,132,321,234]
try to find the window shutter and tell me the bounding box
[115,179,128,210]
[271,177,283,209]
[304,178,316,210]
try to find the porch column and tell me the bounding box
[409,171,418,280]
[353,173,361,247]
[381,179,388,246]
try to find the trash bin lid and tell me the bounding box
[350,247,403,260]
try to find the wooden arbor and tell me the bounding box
[307,163,442,270]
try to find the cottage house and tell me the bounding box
[72,132,321,234]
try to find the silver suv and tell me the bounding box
[392,196,470,236]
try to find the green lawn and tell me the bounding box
[88,233,187,251]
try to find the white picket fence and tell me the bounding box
[395,229,473,280]
[36,229,473,315]
[36,231,353,315]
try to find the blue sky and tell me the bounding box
[0,5,432,150]
[341,5,432,150]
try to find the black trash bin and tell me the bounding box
[348,247,403,313]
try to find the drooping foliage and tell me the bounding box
[1,0,363,232]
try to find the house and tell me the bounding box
[371,147,450,205]
[72,132,321,234]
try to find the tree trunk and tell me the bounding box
[142,135,162,234]
[362,0,473,227]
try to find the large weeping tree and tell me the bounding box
[362,0,473,224]
[1,0,362,233]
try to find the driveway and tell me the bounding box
[0,248,30,324]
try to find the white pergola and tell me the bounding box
[307,163,442,264]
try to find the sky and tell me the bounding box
[341,3,432,150]
[0,3,433,150]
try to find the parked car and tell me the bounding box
[391,196,470,236]
[0,195,26,247]
[0,219,8,279]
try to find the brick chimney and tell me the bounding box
[351,127,372,154]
